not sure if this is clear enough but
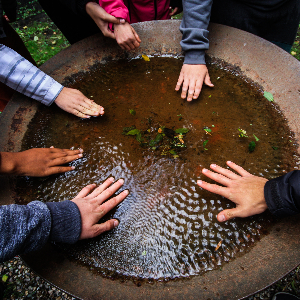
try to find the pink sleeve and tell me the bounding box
[99,0,130,21]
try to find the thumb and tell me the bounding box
[88,219,119,238]
[132,27,141,43]
[106,15,123,24]
[217,207,244,222]
[204,73,214,87]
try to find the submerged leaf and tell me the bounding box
[129,109,136,116]
[175,128,189,134]
[263,91,274,102]
[142,54,150,61]
[203,140,209,150]
[249,141,256,152]
[126,129,140,136]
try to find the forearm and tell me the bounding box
[179,0,213,64]
[0,152,20,174]
[0,200,81,263]
[0,201,51,262]
[264,170,300,218]
[0,44,63,106]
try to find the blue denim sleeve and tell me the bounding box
[264,170,300,218]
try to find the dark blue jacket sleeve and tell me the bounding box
[264,171,300,218]
[0,200,81,262]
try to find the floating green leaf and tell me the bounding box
[253,134,259,141]
[175,128,189,134]
[2,274,8,283]
[203,140,209,150]
[142,250,147,256]
[272,146,278,150]
[238,128,248,138]
[204,128,212,133]
[129,109,136,116]
[249,141,256,152]
[169,149,179,158]
[264,91,274,102]
[177,114,183,121]
[126,129,140,136]
[122,126,136,135]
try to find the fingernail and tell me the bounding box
[118,178,124,184]
[109,177,114,182]
[79,148,83,153]
[197,180,202,185]
[124,189,129,195]
[78,153,83,158]
[211,164,216,168]
[227,161,232,164]
[86,115,91,119]
[71,166,75,170]
[202,168,208,173]
[219,214,226,222]
[114,220,119,227]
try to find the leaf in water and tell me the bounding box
[203,140,208,150]
[142,250,147,256]
[129,109,136,116]
[126,129,140,136]
[175,128,189,134]
[253,134,259,141]
[123,126,135,135]
[238,128,248,138]
[264,91,274,102]
[204,128,212,133]
[34,36,39,41]
[2,274,8,282]
[249,141,256,152]
[177,114,183,121]
[169,149,179,158]
[136,132,143,143]
[272,146,278,150]
[142,54,150,61]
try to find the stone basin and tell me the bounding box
[1,20,300,300]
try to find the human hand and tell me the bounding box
[71,178,129,239]
[0,148,83,176]
[114,22,141,51]
[86,2,124,39]
[169,6,183,16]
[54,87,104,118]
[197,161,268,222]
[175,64,214,101]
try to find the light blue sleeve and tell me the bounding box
[0,44,63,106]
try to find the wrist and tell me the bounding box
[0,152,19,174]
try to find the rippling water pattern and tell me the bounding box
[17,57,298,281]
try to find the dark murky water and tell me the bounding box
[16,57,298,281]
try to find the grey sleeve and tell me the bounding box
[179,0,213,65]
[0,200,81,263]
[0,44,63,106]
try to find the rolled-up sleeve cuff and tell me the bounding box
[183,50,206,65]
[46,200,81,244]
[41,81,63,106]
